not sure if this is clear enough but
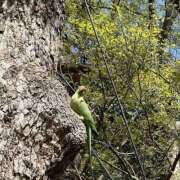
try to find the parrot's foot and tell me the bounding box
[79,116,84,120]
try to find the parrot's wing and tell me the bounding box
[78,100,98,135]
[71,94,98,135]
[70,94,82,116]
[78,99,93,120]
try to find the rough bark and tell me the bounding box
[0,0,85,179]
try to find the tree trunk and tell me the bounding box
[148,0,155,28]
[158,0,178,63]
[0,0,85,179]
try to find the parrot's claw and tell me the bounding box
[79,116,84,120]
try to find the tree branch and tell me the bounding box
[165,150,180,180]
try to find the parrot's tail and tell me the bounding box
[87,126,95,179]
[87,126,92,163]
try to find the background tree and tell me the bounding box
[64,0,180,179]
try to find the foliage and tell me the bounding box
[64,0,180,179]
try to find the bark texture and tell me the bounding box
[0,0,85,179]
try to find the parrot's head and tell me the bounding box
[78,86,87,96]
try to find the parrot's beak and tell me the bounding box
[78,86,87,92]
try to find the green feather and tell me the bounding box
[70,87,98,135]
[70,86,98,174]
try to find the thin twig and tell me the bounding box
[165,150,180,180]
[92,149,114,180]
[100,156,129,175]
[74,165,83,180]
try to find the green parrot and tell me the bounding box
[70,86,98,166]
